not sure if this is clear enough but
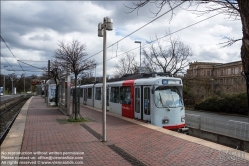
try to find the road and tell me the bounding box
[186,109,249,123]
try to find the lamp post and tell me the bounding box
[95,64,97,82]
[3,66,8,95]
[98,17,113,142]
[10,73,14,95]
[135,41,142,68]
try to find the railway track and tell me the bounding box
[0,97,30,145]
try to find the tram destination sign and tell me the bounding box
[162,79,181,85]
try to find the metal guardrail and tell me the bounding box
[186,114,249,141]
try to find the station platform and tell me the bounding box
[1,96,249,166]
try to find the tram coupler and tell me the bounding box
[178,127,189,134]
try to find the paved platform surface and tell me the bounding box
[1,96,249,166]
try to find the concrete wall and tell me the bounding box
[189,128,249,151]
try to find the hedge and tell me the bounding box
[194,93,248,115]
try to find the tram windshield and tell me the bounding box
[154,86,183,108]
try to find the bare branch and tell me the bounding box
[143,32,192,75]
[219,36,242,48]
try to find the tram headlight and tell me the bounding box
[181,116,185,122]
[162,118,169,124]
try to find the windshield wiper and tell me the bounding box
[159,93,163,105]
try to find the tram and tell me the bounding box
[72,73,185,130]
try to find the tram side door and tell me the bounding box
[134,86,142,119]
[143,86,151,121]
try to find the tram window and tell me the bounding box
[110,87,119,103]
[120,86,131,105]
[83,89,87,101]
[144,87,150,115]
[95,87,101,100]
[80,88,83,97]
[135,88,140,113]
[87,88,92,99]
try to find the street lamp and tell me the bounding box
[135,41,142,68]
[3,66,8,95]
[98,17,113,142]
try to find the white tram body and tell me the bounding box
[72,74,185,130]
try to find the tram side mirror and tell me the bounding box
[151,86,155,94]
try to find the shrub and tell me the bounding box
[194,93,248,115]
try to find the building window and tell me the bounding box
[226,78,230,85]
[234,78,237,84]
[220,79,223,84]
[207,71,210,76]
[220,70,223,76]
[110,87,119,103]
[87,88,92,99]
[95,87,101,100]
[227,68,231,75]
[234,67,239,75]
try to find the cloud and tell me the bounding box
[29,34,52,41]
[1,1,243,77]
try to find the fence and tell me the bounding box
[186,114,249,141]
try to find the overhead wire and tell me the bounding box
[1,3,219,76]
[85,1,185,61]
[0,53,15,73]
[96,12,220,66]
[0,35,27,75]
[6,70,45,72]
[18,60,46,71]
[19,60,48,62]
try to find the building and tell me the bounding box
[185,61,246,95]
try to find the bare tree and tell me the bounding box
[126,0,249,79]
[143,34,192,75]
[141,57,158,73]
[114,52,139,77]
[54,39,96,120]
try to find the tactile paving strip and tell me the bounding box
[80,123,102,140]
[107,144,147,166]
[80,123,147,165]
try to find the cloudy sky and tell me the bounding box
[1,1,242,78]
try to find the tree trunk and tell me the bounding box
[55,84,59,106]
[238,0,249,117]
[238,1,249,73]
[74,74,77,120]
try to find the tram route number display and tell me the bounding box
[1,151,84,165]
